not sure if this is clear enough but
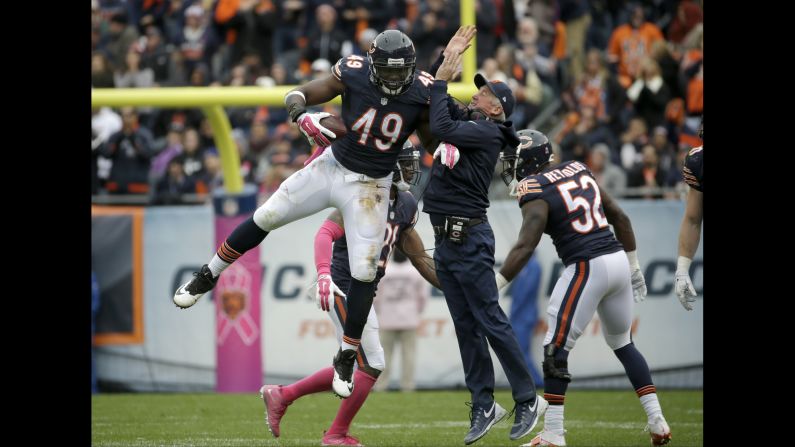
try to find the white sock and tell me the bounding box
[207,254,230,278]
[341,341,359,352]
[640,394,662,422]
[544,405,565,434]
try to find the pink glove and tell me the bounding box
[297,112,336,147]
[316,274,346,312]
[433,142,460,169]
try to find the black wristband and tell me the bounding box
[287,102,306,123]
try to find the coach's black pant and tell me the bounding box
[432,217,536,408]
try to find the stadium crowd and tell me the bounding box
[91,0,703,204]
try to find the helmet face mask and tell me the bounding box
[394,142,421,191]
[368,30,416,96]
[500,129,553,195]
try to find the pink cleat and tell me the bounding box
[259,385,291,438]
[322,432,364,446]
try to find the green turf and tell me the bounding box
[92,389,702,446]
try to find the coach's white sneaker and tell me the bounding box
[173,265,218,309]
[645,414,671,445]
[522,429,566,446]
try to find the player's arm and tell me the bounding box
[601,187,648,301]
[285,74,346,147]
[678,186,703,260]
[498,199,549,285]
[600,187,636,252]
[397,227,442,289]
[674,186,703,310]
[313,210,346,311]
[285,75,345,121]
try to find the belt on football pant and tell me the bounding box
[432,217,484,238]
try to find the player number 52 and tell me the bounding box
[557,176,609,233]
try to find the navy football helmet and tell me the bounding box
[368,30,416,96]
[394,140,421,191]
[499,129,553,188]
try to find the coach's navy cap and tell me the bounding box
[474,73,515,119]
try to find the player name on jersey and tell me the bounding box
[541,161,589,184]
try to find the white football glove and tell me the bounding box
[630,268,647,303]
[296,112,336,147]
[315,274,346,312]
[675,270,697,310]
[626,251,647,302]
[433,142,460,169]
[675,256,697,311]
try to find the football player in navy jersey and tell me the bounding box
[259,143,440,446]
[173,28,474,399]
[496,130,671,446]
[675,117,703,311]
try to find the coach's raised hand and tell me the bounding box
[443,25,477,59]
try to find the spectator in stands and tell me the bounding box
[300,5,349,77]
[559,0,591,83]
[150,124,185,182]
[620,117,650,170]
[475,0,498,67]
[607,3,664,89]
[92,52,116,88]
[140,26,172,85]
[627,57,670,130]
[175,127,207,183]
[651,126,675,173]
[101,107,156,194]
[214,0,279,72]
[349,28,379,58]
[177,4,219,76]
[667,0,703,45]
[411,0,459,69]
[93,106,123,194]
[105,12,140,68]
[340,0,398,44]
[588,143,626,197]
[559,105,617,160]
[115,46,156,88]
[152,158,198,204]
[627,144,667,199]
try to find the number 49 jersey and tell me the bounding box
[517,160,624,266]
[331,55,434,178]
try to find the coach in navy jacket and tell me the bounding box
[423,48,545,445]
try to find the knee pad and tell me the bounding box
[542,344,572,382]
[253,190,290,231]
[604,332,631,350]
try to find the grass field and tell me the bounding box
[92,389,702,446]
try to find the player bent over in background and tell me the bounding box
[259,145,440,446]
[496,130,671,446]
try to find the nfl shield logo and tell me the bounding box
[381,97,388,105]
[390,211,395,220]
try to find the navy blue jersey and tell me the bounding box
[682,146,703,192]
[517,160,624,266]
[331,190,419,293]
[422,80,521,218]
[330,55,433,178]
